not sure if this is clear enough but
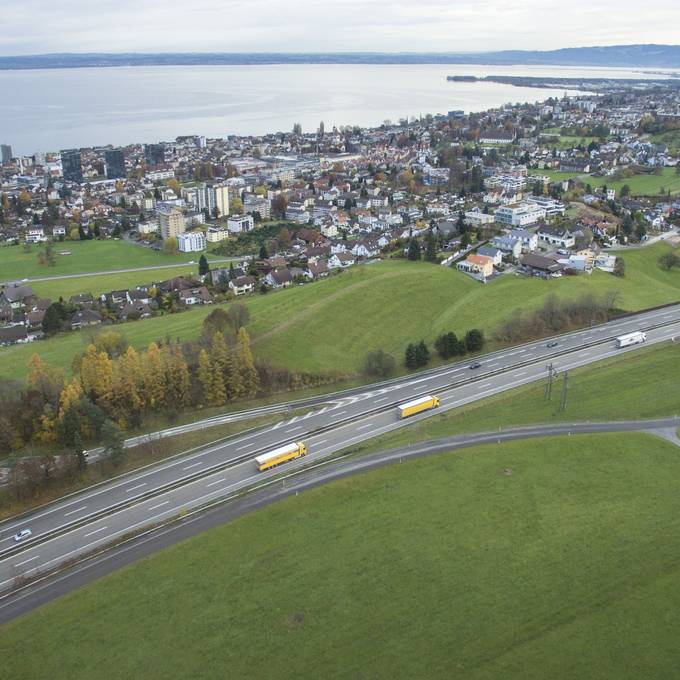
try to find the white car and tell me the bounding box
[13,529,32,542]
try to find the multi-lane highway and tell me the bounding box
[1,303,679,594]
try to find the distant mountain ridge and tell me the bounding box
[2,45,680,69]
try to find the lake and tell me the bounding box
[0,63,667,155]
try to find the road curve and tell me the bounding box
[1,417,677,624]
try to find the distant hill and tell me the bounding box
[1,45,680,70]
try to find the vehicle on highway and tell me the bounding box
[547,341,559,348]
[255,442,307,472]
[469,362,482,370]
[398,395,440,419]
[616,331,647,348]
[13,529,32,542]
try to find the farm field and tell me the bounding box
[1,243,679,383]
[586,167,680,196]
[0,239,224,282]
[350,341,680,456]
[3,432,680,680]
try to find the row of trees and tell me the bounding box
[404,329,485,369]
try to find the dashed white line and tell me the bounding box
[182,461,203,470]
[206,478,227,488]
[314,439,328,446]
[148,500,170,512]
[14,555,39,568]
[335,411,346,416]
[83,526,108,538]
[125,483,146,493]
[286,425,303,433]
[63,505,87,517]
[356,422,374,430]
[235,442,254,451]
[375,397,389,403]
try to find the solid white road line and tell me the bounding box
[125,483,147,493]
[83,526,108,538]
[63,505,87,517]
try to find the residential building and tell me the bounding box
[177,231,206,252]
[476,246,503,266]
[229,275,257,296]
[495,203,546,227]
[508,229,539,252]
[105,148,126,179]
[520,253,563,277]
[457,254,494,280]
[465,211,495,228]
[206,226,229,243]
[196,183,230,218]
[491,234,522,258]
[243,194,271,219]
[158,205,186,239]
[537,225,576,249]
[60,149,83,182]
[227,215,254,234]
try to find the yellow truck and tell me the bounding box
[255,441,307,472]
[398,395,440,419]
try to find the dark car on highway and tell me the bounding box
[469,362,482,369]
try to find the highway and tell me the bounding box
[1,416,678,624]
[0,303,679,594]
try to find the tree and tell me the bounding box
[202,308,231,337]
[658,252,680,270]
[405,343,418,369]
[163,237,178,255]
[198,254,209,277]
[142,342,166,411]
[362,350,396,377]
[165,345,191,409]
[620,184,631,197]
[167,178,181,196]
[414,340,430,367]
[613,256,626,278]
[79,345,114,403]
[197,349,216,406]
[227,303,250,331]
[235,327,259,397]
[434,332,459,359]
[259,243,269,259]
[464,329,485,352]
[407,238,421,261]
[424,230,438,262]
[42,302,64,335]
[102,420,125,467]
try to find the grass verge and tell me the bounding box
[2,433,680,680]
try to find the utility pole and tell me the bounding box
[559,370,569,412]
[544,363,555,401]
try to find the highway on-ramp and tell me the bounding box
[1,416,678,624]
[1,303,679,595]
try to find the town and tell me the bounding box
[2,85,680,346]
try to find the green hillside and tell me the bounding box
[1,243,679,382]
[3,433,680,680]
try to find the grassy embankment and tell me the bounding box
[2,432,680,679]
[1,242,679,383]
[346,341,680,456]
[586,167,680,196]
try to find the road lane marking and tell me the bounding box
[14,555,39,568]
[335,411,346,416]
[63,505,87,517]
[148,501,170,512]
[314,439,328,445]
[83,526,108,538]
[235,442,254,451]
[356,423,373,430]
[375,397,389,403]
[285,425,303,433]
[206,478,227,488]
[516,371,527,376]
[125,483,147,493]
[182,462,203,470]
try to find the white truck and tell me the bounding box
[615,331,646,348]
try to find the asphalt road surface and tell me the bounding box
[0,416,678,624]
[1,303,679,595]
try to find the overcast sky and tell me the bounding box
[2,0,679,56]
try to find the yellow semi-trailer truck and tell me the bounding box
[398,395,440,419]
[255,441,307,472]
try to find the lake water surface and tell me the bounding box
[0,63,668,155]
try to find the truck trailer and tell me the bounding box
[255,441,307,472]
[398,395,440,419]
[615,331,646,348]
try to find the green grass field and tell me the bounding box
[29,265,204,301]
[1,243,679,383]
[0,240,222,282]
[530,169,582,182]
[3,432,680,679]
[586,167,680,196]
[350,341,680,455]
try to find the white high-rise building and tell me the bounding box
[178,231,206,252]
[196,183,230,218]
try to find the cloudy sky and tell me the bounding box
[1,0,679,56]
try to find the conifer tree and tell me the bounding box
[235,327,260,397]
[143,342,166,411]
[197,349,215,407]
